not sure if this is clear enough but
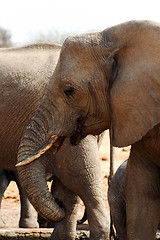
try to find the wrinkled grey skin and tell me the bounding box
[18,21,160,240]
[0,44,108,239]
[0,169,38,228]
[19,136,108,240]
[0,43,61,229]
[108,157,160,240]
[108,160,127,240]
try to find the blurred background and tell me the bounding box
[0,0,160,47]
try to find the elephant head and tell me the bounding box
[17,20,160,166]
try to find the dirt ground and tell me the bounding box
[1,130,130,228]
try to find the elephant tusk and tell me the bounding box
[16,135,65,167]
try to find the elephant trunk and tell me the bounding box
[17,96,65,167]
[17,97,65,221]
[17,159,65,222]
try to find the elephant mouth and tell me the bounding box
[70,130,84,145]
[71,120,108,145]
[70,116,86,145]
[70,119,107,145]
[16,116,85,167]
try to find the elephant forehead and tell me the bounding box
[59,52,101,86]
[63,32,101,50]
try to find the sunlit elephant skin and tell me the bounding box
[108,150,160,240]
[125,125,160,240]
[18,135,108,240]
[0,43,61,227]
[0,44,108,239]
[0,43,61,228]
[18,21,160,239]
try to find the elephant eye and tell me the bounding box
[64,85,75,98]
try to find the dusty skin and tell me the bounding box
[1,130,130,228]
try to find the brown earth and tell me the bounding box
[1,130,130,228]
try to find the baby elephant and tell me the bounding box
[108,160,127,240]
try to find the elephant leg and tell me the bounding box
[14,172,39,228]
[49,177,80,240]
[0,170,11,227]
[53,137,109,240]
[109,192,126,240]
[38,213,48,228]
[64,165,108,240]
[84,195,108,240]
[108,160,127,240]
[126,146,160,240]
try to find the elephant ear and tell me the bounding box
[108,21,160,147]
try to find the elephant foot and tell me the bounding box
[38,213,55,228]
[19,217,39,228]
[49,223,76,240]
[49,232,76,240]
[90,232,108,240]
[38,214,48,228]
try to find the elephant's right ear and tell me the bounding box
[104,21,160,147]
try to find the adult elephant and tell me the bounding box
[0,43,108,239]
[0,43,61,228]
[18,20,160,240]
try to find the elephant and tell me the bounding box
[0,43,108,239]
[77,208,87,225]
[108,160,127,240]
[0,43,61,228]
[18,20,160,240]
[108,159,160,240]
[0,169,55,228]
[0,169,39,228]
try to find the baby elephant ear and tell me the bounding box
[110,56,160,147]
